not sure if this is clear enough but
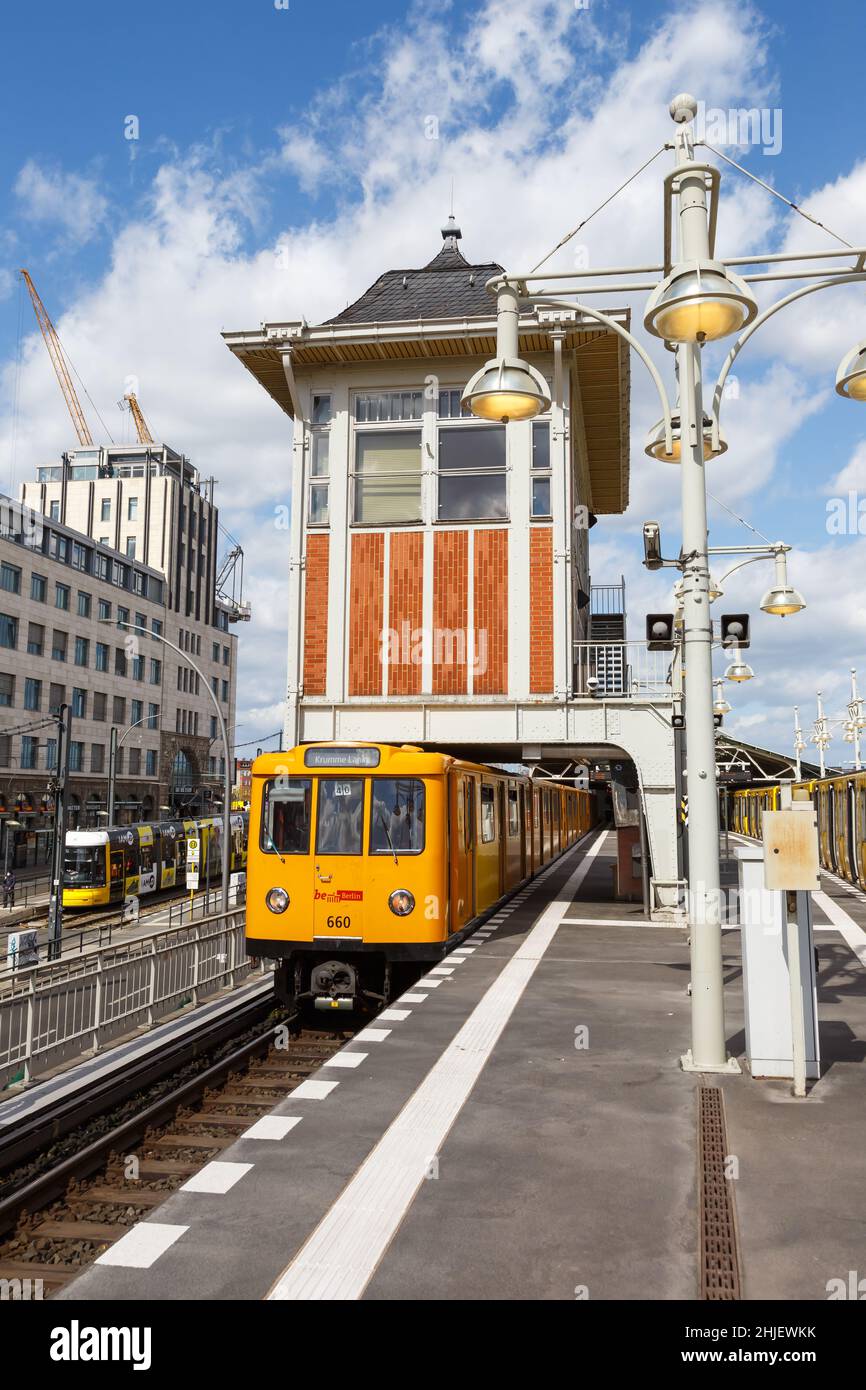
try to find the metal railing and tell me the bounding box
[572,641,677,699]
[0,905,261,1086]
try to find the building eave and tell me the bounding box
[223,307,631,515]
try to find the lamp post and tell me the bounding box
[101,621,233,914]
[3,818,21,880]
[793,707,806,781]
[846,669,865,772]
[107,713,160,827]
[812,691,831,778]
[460,91,866,1073]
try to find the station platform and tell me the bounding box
[57,828,866,1302]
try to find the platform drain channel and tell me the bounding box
[698,1085,741,1300]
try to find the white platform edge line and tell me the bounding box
[266,829,608,1302]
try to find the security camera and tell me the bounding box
[643,521,664,571]
[586,675,600,694]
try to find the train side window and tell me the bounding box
[370,778,425,854]
[507,787,520,838]
[262,778,313,854]
[480,784,496,843]
[140,845,154,872]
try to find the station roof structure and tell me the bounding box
[223,226,632,514]
[715,732,824,785]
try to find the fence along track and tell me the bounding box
[0,907,258,1087]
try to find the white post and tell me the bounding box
[816,690,827,778]
[793,706,803,781]
[851,668,862,772]
[674,116,734,1073]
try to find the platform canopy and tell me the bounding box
[715,733,823,785]
[223,235,631,515]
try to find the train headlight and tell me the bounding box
[266,887,289,914]
[389,889,415,917]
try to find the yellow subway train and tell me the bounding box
[245,742,599,1011]
[62,814,248,908]
[730,772,866,886]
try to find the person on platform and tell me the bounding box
[3,870,16,909]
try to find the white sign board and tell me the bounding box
[186,836,201,866]
[187,869,200,891]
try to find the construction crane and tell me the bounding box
[123,392,154,444]
[19,269,94,446]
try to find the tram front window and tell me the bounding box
[63,847,105,887]
[261,778,312,854]
[316,778,364,855]
[370,778,425,854]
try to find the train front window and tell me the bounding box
[370,778,425,855]
[63,847,105,886]
[316,778,364,855]
[261,778,312,854]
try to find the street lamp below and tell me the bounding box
[461,356,551,422]
[644,262,757,344]
[725,656,754,683]
[835,339,866,401]
[760,550,806,616]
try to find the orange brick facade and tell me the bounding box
[387,531,424,696]
[302,534,329,696]
[305,525,555,699]
[529,527,554,694]
[433,530,468,695]
[348,532,385,696]
[473,529,508,695]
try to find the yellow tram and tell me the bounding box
[246,742,598,1010]
[62,814,248,908]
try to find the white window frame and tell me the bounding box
[307,393,332,528]
[435,393,509,524]
[350,389,424,528]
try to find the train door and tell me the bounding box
[856,781,866,885]
[518,784,527,879]
[312,775,368,939]
[449,771,474,929]
[532,786,541,870]
[138,826,157,895]
[818,785,834,871]
[108,838,124,903]
[836,780,855,882]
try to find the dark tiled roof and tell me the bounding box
[324,242,504,326]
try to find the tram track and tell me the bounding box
[0,1004,358,1295]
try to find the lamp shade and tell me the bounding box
[835,340,866,401]
[462,358,551,422]
[644,262,757,344]
[645,411,727,462]
[760,584,806,616]
[725,659,754,683]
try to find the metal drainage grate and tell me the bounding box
[698,1085,741,1300]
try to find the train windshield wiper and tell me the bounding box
[378,810,398,865]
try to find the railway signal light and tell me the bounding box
[720,613,750,649]
[646,613,676,651]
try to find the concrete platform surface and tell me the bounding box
[55,828,866,1302]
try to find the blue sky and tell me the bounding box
[2,0,865,761]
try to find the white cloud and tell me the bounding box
[14,160,108,246]
[2,0,856,750]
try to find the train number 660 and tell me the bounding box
[326,915,352,930]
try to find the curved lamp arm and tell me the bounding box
[529,296,674,454]
[711,271,866,449]
[717,554,769,587]
[117,712,157,749]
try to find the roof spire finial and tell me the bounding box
[441,211,462,250]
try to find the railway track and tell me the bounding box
[0,1005,357,1296]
